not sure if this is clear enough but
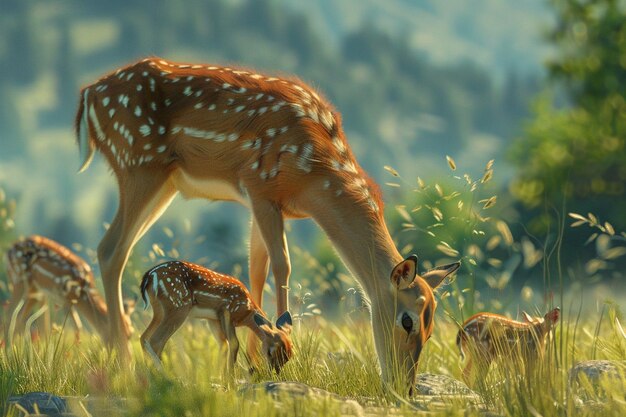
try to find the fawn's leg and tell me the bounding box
[218,311,239,376]
[146,306,190,366]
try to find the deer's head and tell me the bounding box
[388,255,460,394]
[254,311,294,373]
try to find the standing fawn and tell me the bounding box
[140,261,293,374]
[456,308,560,384]
[4,235,135,345]
[75,57,460,391]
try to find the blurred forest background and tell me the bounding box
[0,0,625,316]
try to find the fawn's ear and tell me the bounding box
[391,255,418,289]
[254,312,272,328]
[420,261,461,290]
[276,311,293,334]
[521,311,533,323]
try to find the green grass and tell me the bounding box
[1,305,625,416]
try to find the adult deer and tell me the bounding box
[4,235,135,345]
[75,57,460,392]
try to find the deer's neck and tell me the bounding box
[305,189,403,299]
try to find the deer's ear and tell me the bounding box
[391,255,418,289]
[420,261,461,289]
[276,311,293,334]
[254,312,272,328]
[521,311,533,323]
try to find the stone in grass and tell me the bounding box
[411,374,485,412]
[239,381,363,416]
[7,392,69,416]
[569,360,626,399]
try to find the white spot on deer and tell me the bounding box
[143,143,152,150]
[258,107,267,114]
[215,133,226,142]
[290,103,306,117]
[148,117,154,125]
[102,97,110,107]
[108,108,116,118]
[260,170,268,180]
[192,65,202,69]
[320,110,334,130]
[323,180,330,190]
[209,104,216,111]
[128,134,134,146]
[95,84,108,92]
[332,136,346,154]
[158,126,166,135]
[157,145,167,153]
[142,71,148,76]
[186,76,194,80]
[179,126,217,140]
[113,121,119,130]
[207,66,218,70]
[171,77,179,83]
[139,125,151,137]
[235,105,245,113]
[267,77,278,82]
[247,109,256,117]
[118,95,130,107]
[117,71,126,79]
[126,72,134,81]
[297,143,314,173]
[308,108,320,123]
[149,78,156,92]
[183,86,192,96]
[194,102,204,109]
[280,144,298,154]
[343,161,358,174]
[234,87,247,94]
[266,128,276,138]
[134,106,142,117]
[227,98,235,105]
[279,126,289,134]
[159,60,168,65]
[251,161,259,170]
[194,90,203,97]
[164,99,172,107]
[223,83,231,89]
[269,166,279,178]
[335,189,343,197]
[250,74,262,79]
[136,84,143,92]
[227,133,239,141]
[255,93,264,100]
[111,144,117,156]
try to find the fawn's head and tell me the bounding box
[388,255,460,393]
[522,307,560,336]
[254,311,293,373]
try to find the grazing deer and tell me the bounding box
[456,308,560,384]
[75,57,460,391]
[140,261,292,373]
[3,235,135,345]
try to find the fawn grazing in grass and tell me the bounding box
[4,235,135,345]
[140,260,293,373]
[456,308,560,384]
[75,57,460,391]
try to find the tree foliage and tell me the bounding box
[511,0,626,227]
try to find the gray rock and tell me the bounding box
[7,392,68,416]
[414,373,478,396]
[569,360,626,401]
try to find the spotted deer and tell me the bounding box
[456,308,560,384]
[75,57,460,392]
[140,261,292,373]
[3,235,135,345]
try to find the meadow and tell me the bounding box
[1,158,625,416]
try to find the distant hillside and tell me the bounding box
[280,0,553,77]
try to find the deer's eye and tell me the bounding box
[401,313,413,333]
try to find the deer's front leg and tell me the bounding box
[247,218,270,367]
[97,171,176,360]
[251,200,291,315]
